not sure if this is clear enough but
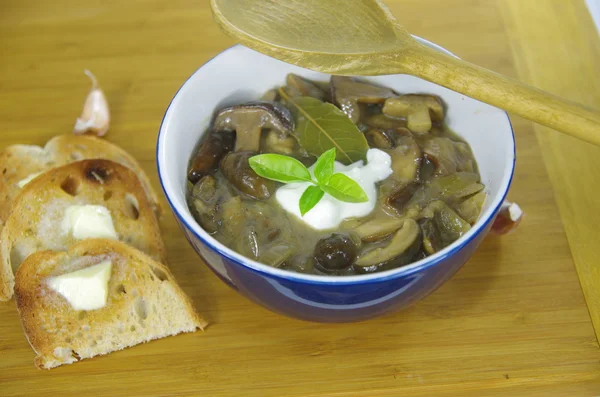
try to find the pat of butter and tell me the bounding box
[17,171,43,188]
[47,260,112,311]
[62,205,118,240]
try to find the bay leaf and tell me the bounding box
[279,89,369,164]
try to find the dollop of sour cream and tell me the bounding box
[276,148,393,230]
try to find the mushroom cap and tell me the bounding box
[330,76,396,122]
[285,74,326,100]
[354,218,421,270]
[213,101,294,133]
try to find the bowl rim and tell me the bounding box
[157,39,516,286]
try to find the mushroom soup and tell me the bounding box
[186,75,485,276]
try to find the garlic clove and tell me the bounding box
[491,201,523,234]
[73,70,110,136]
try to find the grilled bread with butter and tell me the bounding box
[15,239,206,369]
[0,134,161,224]
[0,159,166,301]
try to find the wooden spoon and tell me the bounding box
[210,0,600,146]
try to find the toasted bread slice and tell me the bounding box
[15,239,207,369]
[0,159,166,301]
[0,134,161,223]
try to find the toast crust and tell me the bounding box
[0,159,166,301]
[0,134,161,223]
[15,239,206,369]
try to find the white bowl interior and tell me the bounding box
[158,43,515,283]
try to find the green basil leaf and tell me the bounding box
[321,173,368,203]
[313,147,336,184]
[280,90,369,165]
[249,154,312,184]
[299,185,325,216]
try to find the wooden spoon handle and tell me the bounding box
[401,44,600,146]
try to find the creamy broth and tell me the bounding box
[187,75,484,276]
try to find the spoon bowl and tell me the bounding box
[211,0,600,146]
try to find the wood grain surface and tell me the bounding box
[1,0,599,396]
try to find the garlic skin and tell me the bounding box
[73,70,110,136]
[491,201,523,234]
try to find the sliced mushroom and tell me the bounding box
[383,95,444,135]
[362,113,407,130]
[365,128,396,149]
[420,201,470,247]
[284,74,326,100]
[262,129,297,155]
[431,172,484,203]
[385,134,423,184]
[354,219,421,272]
[385,182,420,215]
[419,199,446,219]
[188,129,235,183]
[237,225,260,259]
[330,76,396,123]
[353,207,420,242]
[213,101,294,152]
[260,243,297,268]
[422,137,476,176]
[353,216,405,242]
[456,190,487,224]
[190,175,222,233]
[220,151,275,200]
[433,202,471,245]
[219,195,244,239]
[418,154,436,182]
[419,218,442,255]
[260,89,279,102]
[407,172,484,210]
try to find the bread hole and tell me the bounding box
[134,297,148,320]
[151,267,168,282]
[123,194,140,220]
[130,325,136,332]
[103,190,113,201]
[60,175,81,196]
[78,311,86,320]
[65,337,72,343]
[97,335,103,341]
[130,288,138,297]
[76,332,83,338]
[117,322,125,333]
[86,165,110,184]
[23,228,34,237]
[70,151,83,161]
[116,284,126,294]
[2,168,6,175]
[75,144,87,151]
[90,340,97,347]
[82,325,90,332]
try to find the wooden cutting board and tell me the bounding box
[1,0,599,395]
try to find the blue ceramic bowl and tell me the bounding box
[157,41,515,323]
